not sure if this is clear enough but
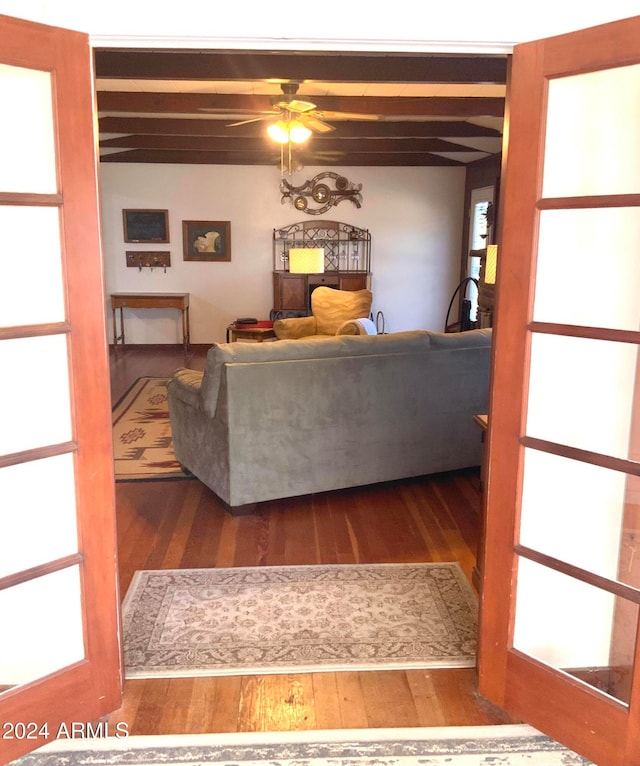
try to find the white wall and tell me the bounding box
[1,1,638,51]
[100,163,465,344]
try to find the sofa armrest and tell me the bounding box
[273,315,318,339]
[167,367,204,410]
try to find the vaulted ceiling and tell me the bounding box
[95,49,508,168]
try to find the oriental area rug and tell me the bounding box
[112,376,188,481]
[12,725,595,765]
[122,563,478,678]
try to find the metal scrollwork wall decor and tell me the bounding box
[280,172,363,215]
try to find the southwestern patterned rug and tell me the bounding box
[12,725,595,765]
[112,376,188,481]
[122,562,478,678]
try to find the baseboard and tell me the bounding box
[110,343,211,351]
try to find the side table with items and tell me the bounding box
[226,319,276,343]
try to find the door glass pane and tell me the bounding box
[0,206,65,326]
[542,63,640,198]
[0,334,71,456]
[0,566,84,690]
[0,453,78,578]
[534,207,640,331]
[471,199,491,250]
[526,334,638,460]
[513,557,636,705]
[0,64,56,194]
[467,186,494,322]
[520,449,640,586]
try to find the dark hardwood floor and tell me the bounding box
[107,344,516,734]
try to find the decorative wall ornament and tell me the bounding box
[280,172,363,215]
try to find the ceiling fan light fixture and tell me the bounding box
[267,118,312,145]
[266,120,290,144]
[288,121,312,144]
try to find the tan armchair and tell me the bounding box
[273,286,373,340]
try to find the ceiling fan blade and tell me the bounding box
[198,107,252,114]
[311,151,345,159]
[318,110,383,121]
[304,117,336,134]
[284,99,317,113]
[198,107,278,116]
[226,115,272,127]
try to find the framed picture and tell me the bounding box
[182,220,231,262]
[123,209,169,243]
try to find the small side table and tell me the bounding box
[226,321,276,343]
[472,413,488,593]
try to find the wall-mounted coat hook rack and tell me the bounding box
[126,251,171,271]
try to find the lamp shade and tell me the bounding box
[288,248,325,274]
[485,244,498,285]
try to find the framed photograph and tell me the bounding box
[182,220,231,262]
[123,209,169,243]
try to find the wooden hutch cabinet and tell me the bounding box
[272,220,371,316]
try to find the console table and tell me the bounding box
[110,292,190,350]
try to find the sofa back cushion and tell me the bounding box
[312,287,373,335]
[200,330,431,417]
[426,327,492,349]
[199,328,492,419]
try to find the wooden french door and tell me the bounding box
[0,14,121,765]
[478,15,640,766]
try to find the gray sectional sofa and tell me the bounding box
[167,328,492,513]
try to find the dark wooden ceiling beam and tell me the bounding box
[100,148,466,166]
[94,50,505,167]
[97,91,505,117]
[99,116,502,138]
[94,50,508,85]
[99,134,483,154]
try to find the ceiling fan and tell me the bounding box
[200,82,381,136]
[267,146,347,168]
[262,140,346,176]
